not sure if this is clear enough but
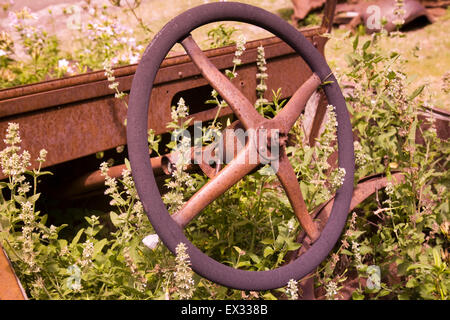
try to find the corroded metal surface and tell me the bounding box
[0,246,27,300]
[0,34,326,181]
[292,0,327,21]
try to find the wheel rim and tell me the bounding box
[127,2,354,291]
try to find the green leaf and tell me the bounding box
[0,216,11,231]
[263,246,274,258]
[110,211,121,227]
[37,171,53,176]
[432,248,442,268]
[362,40,371,51]
[408,85,425,101]
[46,262,59,273]
[28,193,41,204]
[236,260,252,268]
[407,263,433,271]
[341,249,353,256]
[262,292,278,300]
[360,245,373,255]
[286,241,301,251]
[398,293,411,300]
[352,291,365,300]
[124,158,131,171]
[304,146,314,164]
[378,289,391,297]
[408,119,418,143]
[93,238,108,259]
[248,253,260,264]
[353,34,359,51]
[406,278,418,288]
[233,246,245,256]
[71,228,85,247]
[387,70,396,80]
[40,214,47,225]
[260,238,273,245]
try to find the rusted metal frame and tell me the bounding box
[0,96,128,179]
[277,150,320,241]
[0,38,312,182]
[0,36,303,118]
[61,40,327,233]
[294,0,337,35]
[171,136,260,228]
[179,35,323,239]
[184,105,233,128]
[181,35,266,130]
[64,140,224,198]
[64,129,235,198]
[280,172,405,299]
[321,0,337,33]
[274,73,322,135]
[56,47,319,194]
[62,156,166,198]
[0,245,27,300]
[307,89,329,146]
[293,172,406,255]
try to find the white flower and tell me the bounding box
[129,53,140,64]
[142,234,159,250]
[0,49,6,57]
[58,59,69,69]
[37,149,47,163]
[108,82,119,90]
[330,167,346,189]
[286,279,299,300]
[325,281,339,300]
[100,161,109,176]
[174,242,195,299]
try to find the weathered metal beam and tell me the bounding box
[0,33,326,181]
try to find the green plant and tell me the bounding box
[206,24,239,49]
[0,2,149,89]
[1,8,63,88]
[314,31,449,300]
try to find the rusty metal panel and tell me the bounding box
[0,246,27,300]
[0,33,326,180]
[2,97,128,172]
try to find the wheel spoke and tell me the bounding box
[276,149,320,242]
[180,35,265,130]
[171,137,260,227]
[273,73,321,135]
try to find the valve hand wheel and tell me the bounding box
[127,2,355,291]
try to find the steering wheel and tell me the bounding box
[127,2,354,291]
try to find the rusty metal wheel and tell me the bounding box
[127,2,354,290]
